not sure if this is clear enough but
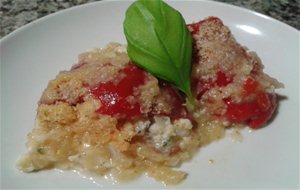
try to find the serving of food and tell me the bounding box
[17,0,283,185]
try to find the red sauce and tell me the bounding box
[195,71,232,99]
[224,93,276,129]
[215,71,233,87]
[195,73,276,129]
[224,77,276,129]
[188,22,201,35]
[242,76,259,96]
[89,63,147,118]
[188,18,277,129]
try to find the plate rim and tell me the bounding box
[1,0,299,189]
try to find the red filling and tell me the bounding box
[89,63,147,118]
[225,92,276,129]
[224,76,277,128]
[89,64,188,120]
[189,18,277,129]
[88,18,276,129]
[242,76,259,96]
[194,71,276,128]
[216,71,233,87]
[195,71,232,99]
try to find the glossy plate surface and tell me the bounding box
[1,0,299,189]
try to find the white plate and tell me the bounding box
[1,0,299,189]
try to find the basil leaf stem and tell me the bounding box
[124,0,194,104]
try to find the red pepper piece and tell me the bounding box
[89,64,147,118]
[249,93,276,129]
[225,99,260,122]
[196,71,232,99]
[224,93,277,129]
[216,71,233,87]
[243,76,259,96]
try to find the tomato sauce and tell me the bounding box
[89,63,147,118]
[225,92,276,129]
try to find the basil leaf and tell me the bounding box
[123,0,193,102]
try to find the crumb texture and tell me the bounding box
[18,17,282,184]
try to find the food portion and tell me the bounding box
[17,1,283,185]
[17,44,198,184]
[188,17,283,129]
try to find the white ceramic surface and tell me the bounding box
[1,0,299,189]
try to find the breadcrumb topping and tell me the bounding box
[18,17,283,184]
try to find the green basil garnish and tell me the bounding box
[123,0,194,103]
